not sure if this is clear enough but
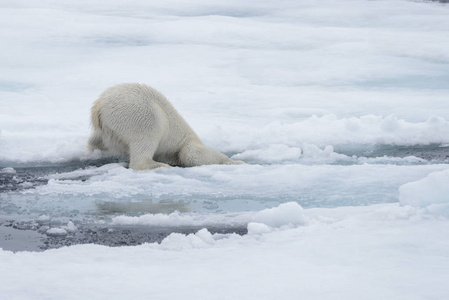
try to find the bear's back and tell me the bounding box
[99,83,174,113]
[93,83,198,144]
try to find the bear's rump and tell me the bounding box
[101,99,167,144]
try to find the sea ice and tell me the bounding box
[1,0,449,298]
[46,228,68,236]
[252,202,305,228]
[247,222,272,235]
[63,221,77,233]
[399,169,449,216]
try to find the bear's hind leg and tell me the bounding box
[88,130,106,151]
[128,141,171,170]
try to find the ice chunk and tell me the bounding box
[0,167,16,174]
[399,169,449,216]
[37,215,50,223]
[247,222,272,235]
[194,228,215,245]
[159,228,216,250]
[63,221,77,233]
[231,144,348,164]
[112,211,252,228]
[252,202,305,228]
[46,228,68,236]
[231,144,302,164]
[301,144,347,161]
[112,212,196,227]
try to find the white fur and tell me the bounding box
[88,83,243,170]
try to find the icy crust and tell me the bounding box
[148,202,447,252]
[102,203,422,251]
[109,200,443,246]
[104,169,449,250]
[3,160,447,220]
[112,211,255,228]
[112,202,305,230]
[108,201,449,255]
[1,114,449,165]
[399,169,449,216]
[5,162,444,219]
[2,203,449,300]
[31,163,449,200]
[231,143,433,165]
[2,190,449,299]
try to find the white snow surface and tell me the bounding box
[2,203,449,299]
[399,169,449,216]
[1,0,449,299]
[1,0,449,164]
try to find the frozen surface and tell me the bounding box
[1,0,449,299]
[1,203,449,300]
[1,161,449,223]
[399,169,449,216]
[1,0,449,164]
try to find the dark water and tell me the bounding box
[334,143,449,161]
[0,157,121,193]
[0,218,247,252]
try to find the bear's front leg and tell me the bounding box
[128,141,171,170]
[129,157,171,170]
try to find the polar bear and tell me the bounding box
[88,83,243,170]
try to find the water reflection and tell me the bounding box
[96,199,190,215]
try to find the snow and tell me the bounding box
[1,0,449,299]
[252,202,305,228]
[399,169,449,216]
[1,1,449,164]
[1,204,449,299]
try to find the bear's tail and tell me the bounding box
[90,99,103,130]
